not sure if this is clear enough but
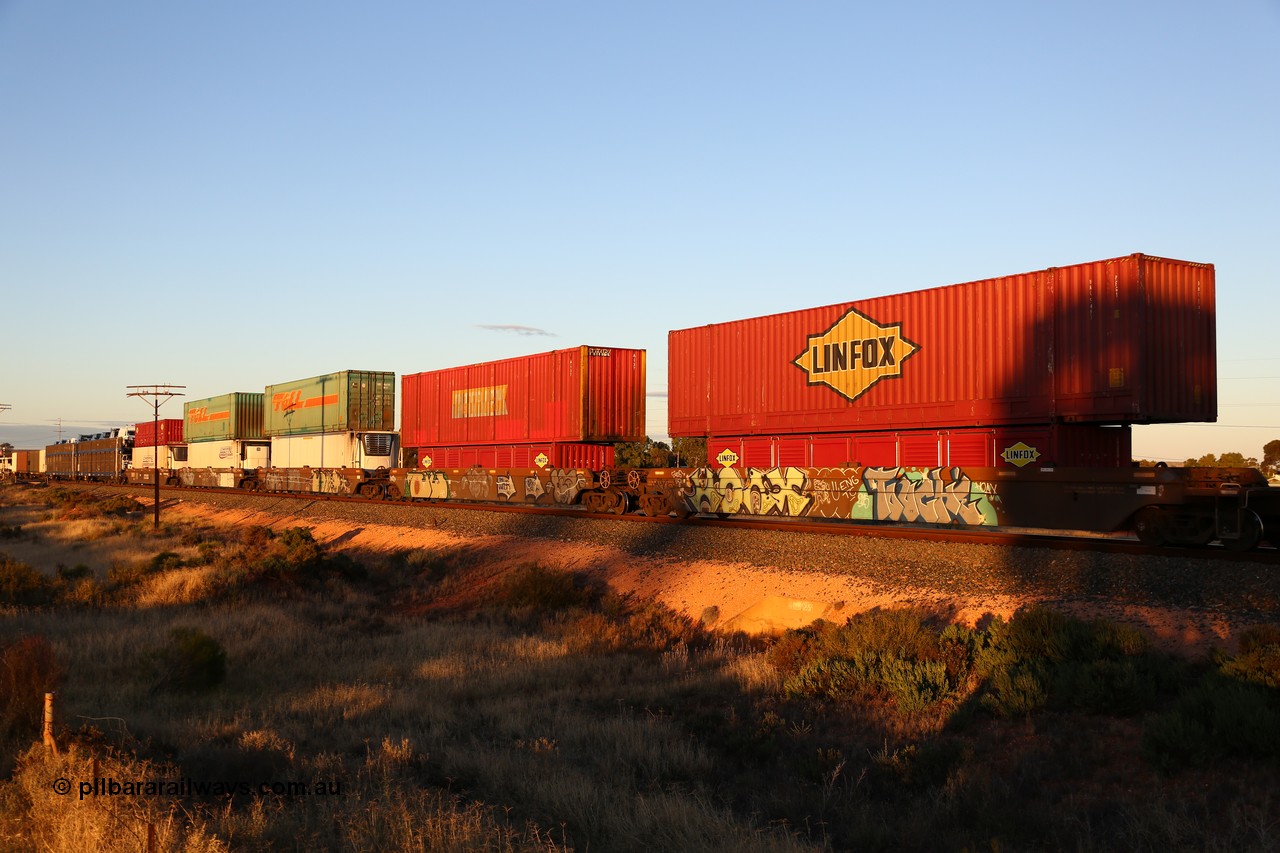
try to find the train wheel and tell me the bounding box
[1133,507,1168,546]
[1223,510,1263,552]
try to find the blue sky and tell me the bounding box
[2,1,1277,463]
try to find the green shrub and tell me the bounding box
[1220,625,1280,689]
[144,627,227,694]
[499,564,595,610]
[55,564,93,582]
[0,554,55,606]
[976,609,1168,717]
[772,609,958,711]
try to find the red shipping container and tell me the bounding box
[413,442,615,471]
[704,423,1132,470]
[402,346,646,449]
[134,418,185,448]
[669,254,1215,438]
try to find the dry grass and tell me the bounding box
[3,482,1280,852]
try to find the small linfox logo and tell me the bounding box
[535,452,549,469]
[1001,442,1041,467]
[794,307,919,403]
[452,385,509,419]
[715,448,739,468]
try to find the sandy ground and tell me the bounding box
[156,500,1258,659]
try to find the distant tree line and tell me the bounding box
[612,437,706,468]
[1131,439,1280,476]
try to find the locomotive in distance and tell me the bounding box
[3,254,1277,551]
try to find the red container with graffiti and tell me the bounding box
[669,254,1216,439]
[401,346,646,454]
[133,418,185,448]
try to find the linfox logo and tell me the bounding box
[794,307,919,403]
[535,452,549,469]
[715,448,739,468]
[1001,442,1041,467]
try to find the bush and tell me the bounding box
[144,627,227,694]
[771,609,958,711]
[0,554,56,606]
[1,634,63,737]
[499,564,596,611]
[976,609,1168,717]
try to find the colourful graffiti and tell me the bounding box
[686,467,814,517]
[682,465,997,526]
[405,470,450,499]
[861,466,995,525]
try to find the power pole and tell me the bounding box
[126,384,185,528]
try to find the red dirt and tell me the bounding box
[164,501,1249,658]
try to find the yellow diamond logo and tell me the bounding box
[535,452,549,469]
[794,307,919,403]
[715,448,739,468]
[421,455,433,469]
[1000,442,1041,467]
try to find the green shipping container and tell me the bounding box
[263,370,396,437]
[184,393,265,442]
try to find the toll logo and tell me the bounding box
[1000,442,1041,467]
[794,307,919,403]
[715,448,739,468]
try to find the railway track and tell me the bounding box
[35,478,1280,567]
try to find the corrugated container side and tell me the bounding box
[263,371,395,437]
[402,346,645,447]
[411,442,616,470]
[706,424,1131,469]
[1053,255,1215,422]
[669,253,1215,438]
[185,393,265,442]
[14,449,41,473]
[134,418,185,448]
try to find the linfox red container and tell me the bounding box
[401,346,646,452]
[669,254,1215,438]
[134,419,185,448]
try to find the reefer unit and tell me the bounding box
[185,393,264,443]
[401,346,646,451]
[263,371,395,437]
[669,254,1216,438]
[134,418,184,448]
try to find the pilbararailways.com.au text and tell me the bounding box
[53,777,342,800]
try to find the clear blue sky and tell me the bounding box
[2,1,1277,463]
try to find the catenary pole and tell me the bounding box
[126,385,185,528]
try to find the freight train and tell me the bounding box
[9,254,1278,551]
